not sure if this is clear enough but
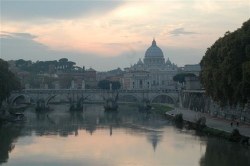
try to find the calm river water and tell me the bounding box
[0,104,249,166]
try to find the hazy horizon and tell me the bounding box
[1,0,249,71]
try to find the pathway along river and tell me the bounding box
[0,104,249,166]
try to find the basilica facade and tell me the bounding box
[122,39,178,90]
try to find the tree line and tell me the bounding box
[0,59,20,108]
[15,58,77,74]
[200,19,250,106]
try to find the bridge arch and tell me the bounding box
[150,93,176,104]
[11,94,31,105]
[45,95,57,106]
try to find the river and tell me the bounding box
[0,104,249,166]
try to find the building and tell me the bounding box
[182,64,201,76]
[122,70,150,90]
[96,68,124,81]
[56,67,97,89]
[185,75,202,90]
[122,39,178,90]
[84,68,97,89]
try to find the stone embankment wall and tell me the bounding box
[180,91,250,123]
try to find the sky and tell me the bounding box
[0,0,249,71]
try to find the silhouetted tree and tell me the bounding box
[0,59,20,108]
[15,58,76,73]
[200,19,250,106]
[98,80,121,90]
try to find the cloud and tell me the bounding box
[1,0,249,71]
[1,0,124,21]
[0,31,204,70]
[169,28,197,36]
[1,32,37,39]
[0,32,141,71]
[0,32,51,60]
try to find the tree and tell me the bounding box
[0,59,21,107]
[98,80,110,89]
[111,81,121,90]
[15,59,32,71]
[200,19,250,106]
[59,58,68,63]
[173,73,196,83]
[98,80,121,90]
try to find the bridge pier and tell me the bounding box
[36,99,50,112]
[138,98,151,112]
[103,91,118,111]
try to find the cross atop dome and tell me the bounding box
[152,38,156,47]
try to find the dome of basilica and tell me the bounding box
[145,39,164,58]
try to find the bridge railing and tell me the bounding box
[21,88,179,94]
[182,89,206,93]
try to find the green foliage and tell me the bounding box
[14,58,76,74]
[202,127,230,139]
[151,104,173,115]
[173,73,196,83]
[111,81,121,90]
[196,117,206,130]
[229,129,242,142]
[200,19,250,106]
[15,59,32,70]
[242,61,250,100]
[174,113,183,123]
[0,59,21,107]
[98,80,109,89]
[59,58,68,62]
[98,80,121,90]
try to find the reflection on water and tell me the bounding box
[0,104,249,166]
[0,125,22,164]
[200,139,250,166]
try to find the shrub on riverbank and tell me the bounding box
[229,129,242,142]
[196,117,206,130]
[151,104,173,115]
[202,127,230,139]
[199,127,249,145]
[174,113,183,123]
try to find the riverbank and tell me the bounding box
[151,104,174,115]
[166,108,250,144]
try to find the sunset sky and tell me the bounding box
[1,0,249,71]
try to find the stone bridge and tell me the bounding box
[10,89,179,106]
